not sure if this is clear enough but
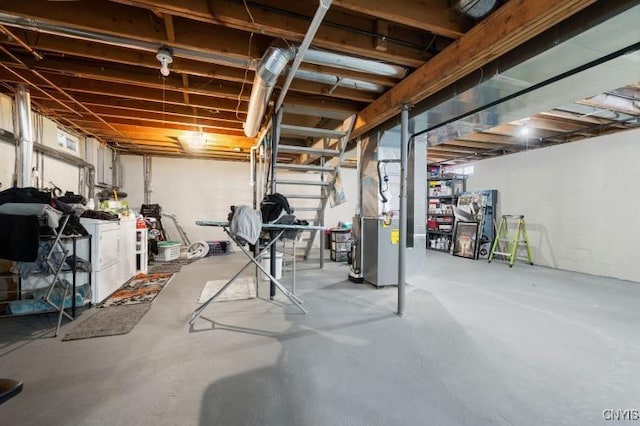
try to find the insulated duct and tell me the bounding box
[15,84,34,188]
[244,46,296,138]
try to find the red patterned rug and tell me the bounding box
[101,273,174,307]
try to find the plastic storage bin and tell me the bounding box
[206,240,232,256]
[260,252,283,281]
[156,241,181,261]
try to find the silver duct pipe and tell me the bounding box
[294,69,384,93]
[244,46,296,138]
[303,49,407,78]
[15,84,34,188]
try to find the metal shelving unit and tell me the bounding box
[427,176,466,252]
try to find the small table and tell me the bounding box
[189,220,324,325]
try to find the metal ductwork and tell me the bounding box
[409,2,640,142]
[303,49,407,79]
[15,84,34,188]
[453,0,497,19]
[244,46,296,138]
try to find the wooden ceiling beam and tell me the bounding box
[56,110,244,133]
[441,140,497,149]
[6,32,252,83]
[332,0,462,38]
[540,109,627,127]
[110,0,426,67]
[430,145,488,155]
[0,58,248,101]
[31,95,245,123]
[0,0,265,65]
[0,67,249,111]
[351,0,598,139]
[70,115,243,135]
[74,120,246,138]
[516,116,592,133]
[1,54,376,104]
[6,31,399,87]
[454,133,518,145]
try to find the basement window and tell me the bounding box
[57,130,78,154]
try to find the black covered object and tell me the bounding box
[140,204,162,218]
[0,187,51,206]
[81,210,119,221]
[58,191,87,205]
[0,379,23,405]
[0,214,40,261]
[260,193,294,223]
[140,204,167,241]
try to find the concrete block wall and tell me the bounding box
[467,128,640,283]
[119,155,358,244]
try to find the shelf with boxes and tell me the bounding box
[427,176,466,252]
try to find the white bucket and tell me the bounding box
[260,252,283,281]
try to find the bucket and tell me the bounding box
[260,252,283,281]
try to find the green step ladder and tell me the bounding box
[488,215,534,267]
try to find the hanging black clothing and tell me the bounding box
[260,193,294,223]
[0,187,51,206]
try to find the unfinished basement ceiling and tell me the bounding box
[0,0,636,163]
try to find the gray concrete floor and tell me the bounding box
[1,251,639,426]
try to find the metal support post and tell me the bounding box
[398,104,411,316]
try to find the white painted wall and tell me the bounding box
[42,156,80,194]
[119,155,359,244]
[467,128,640,283]
[0,94,15,189]
[0,139,15,189]
[0,93,13,134]
[120,155,144,210]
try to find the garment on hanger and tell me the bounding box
[229,206,262,245]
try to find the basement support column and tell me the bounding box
[398,104,410,316]
[143,155,152,204]
[269,109,283,300]
[15,85,34,187]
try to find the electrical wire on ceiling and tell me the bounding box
[235,0,256,121]
[236,32,254,120]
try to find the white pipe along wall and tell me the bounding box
[466,128,640,283]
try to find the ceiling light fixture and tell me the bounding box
[519,117,531,136]
[188,131,206,149]
[156,46,173,77]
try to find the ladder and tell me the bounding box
[271,108,356,262]
[488,215,534,267]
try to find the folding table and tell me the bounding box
[189,220,324,325]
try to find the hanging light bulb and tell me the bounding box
[519,117,530,136]
[156,47,173,77]
[188,131,206,149]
